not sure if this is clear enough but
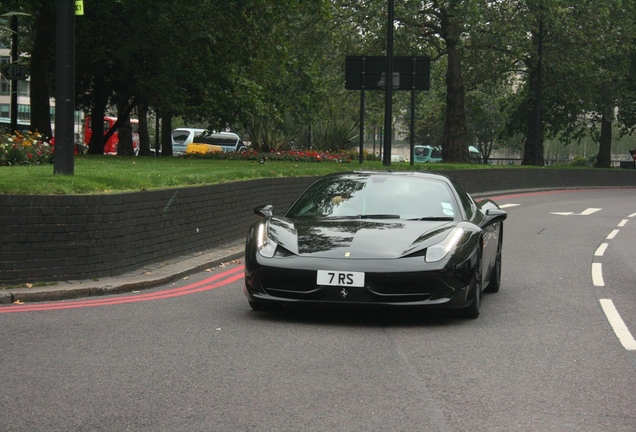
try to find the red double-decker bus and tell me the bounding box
[84,116,140,155]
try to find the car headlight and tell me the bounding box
[256,222,277,258]
[425,227,465,263]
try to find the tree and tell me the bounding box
[27,0,54,138]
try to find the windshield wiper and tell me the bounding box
[410,216,455,221]
[321,214,401,220]
[358,214,401,219]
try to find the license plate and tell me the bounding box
[317,270,364,287]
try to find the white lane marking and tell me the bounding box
[606,229,619,240]
[600,299,636,351]
[580,208,602,216]
[551,208,602,216]
[499,204,520,209]
[618,219,628,227]
[581,207,603,216]
[592,263,605,287]
[594,243,608,257]
[629,212,636,218]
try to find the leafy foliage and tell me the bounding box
[312,118,359,152]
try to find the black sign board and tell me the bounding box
[1,64,26,80]
[345,56,430,91]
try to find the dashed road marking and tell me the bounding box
[606,229,619,240]
[600,299,636,351]
[499,203,520,209]
[592,263,605,287]
[594,243,608,257]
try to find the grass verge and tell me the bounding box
[0,155,510,195]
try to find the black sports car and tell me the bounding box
[244,171,507,318]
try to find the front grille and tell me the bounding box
[259,267,436,303]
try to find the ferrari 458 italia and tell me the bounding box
[244,171,507,318]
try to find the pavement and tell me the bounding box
[0,240,245,305]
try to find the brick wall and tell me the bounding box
[1,169,635,284]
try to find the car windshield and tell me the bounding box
[172,131,191,144]
[195,135,239,146]
[415,147,430,157]
[286,174,457,220]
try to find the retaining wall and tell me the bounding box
[1,168,635,284]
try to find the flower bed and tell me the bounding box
[183,148,352,163]
[0,131,54,166]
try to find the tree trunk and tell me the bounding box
[137,103,151,156]
[88,81,108,154]
[596,110,612,168]
[161,113,173,156]
[116,103,134,156]
[88,103,106,154]
[29,9,55,138]
[441,9,469,163]
[522,64,544,166]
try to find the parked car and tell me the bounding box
[185,143,223,155]
[244,171,507,318]
[413,145,443,163]
[413,145,481,163]
[185,132,246,154]
[172,128,207,155]
[391,154,405,162]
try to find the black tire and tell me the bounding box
[461,251,482,319]
[484,233,503,293]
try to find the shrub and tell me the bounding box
[182,148,351,163]
[0,131,54,166]
[569,156,593,167]
[312,118,359,152]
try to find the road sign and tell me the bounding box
[1,64,26,80]
[345,56,430,91]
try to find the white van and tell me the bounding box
[187,132,246,153]
[172,128,207,155]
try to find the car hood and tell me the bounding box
[266,217,457,259]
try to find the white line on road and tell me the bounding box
[600,299,636,351]
[551,208,602,216]
[606,229,619,240]
[580,207,602,216]
[629,212,636,218]
[594,243,608,257]
[618,219,628,227]
[499,204,520,209]
[592,263,605,287]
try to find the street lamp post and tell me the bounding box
[10,13,18,133]
[382,0,394,166]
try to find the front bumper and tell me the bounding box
[244,254,476,309]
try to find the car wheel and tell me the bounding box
[461,251,482,319]
[484,236,502,293]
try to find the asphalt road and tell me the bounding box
[1,188,635,431]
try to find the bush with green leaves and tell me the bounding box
[312,118,359,152]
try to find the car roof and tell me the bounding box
[326,170,452,183]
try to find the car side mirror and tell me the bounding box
[253,204,274,218]
[483,208,507,226]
